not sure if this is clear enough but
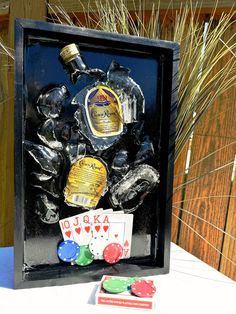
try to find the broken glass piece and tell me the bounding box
[111,149,129,175]
[31,173,60,198]
[31,172,52,181]
[134,136,155,165]
[24,141,62,175]
[37,119,63,150]
[60,123,71,141]
[109,164,160,213]
[35,194,59,224]
[36,85,69,119]
[107,61,145,123]
[131,120,145,145]
[64,142,87,164]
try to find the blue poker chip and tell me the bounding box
[57,240,80,262]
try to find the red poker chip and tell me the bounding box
[131,280,156,298]
[103,243,123,264]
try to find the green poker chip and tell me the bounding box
[74,245,93,266]
[127,277,144,287]
[102,278,128,294]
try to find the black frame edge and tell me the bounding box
[14,18,25,289]
[13,18,179,289]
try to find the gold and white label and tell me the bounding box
[64,156,107,208]
[85,85,123,137]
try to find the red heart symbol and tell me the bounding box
[124,249,129,256]
[124,240,129,247]
[85,226,90,233]
[65,231,71,238]
[103,225,109,232]
[75,227,81,235]
[95,225,100,232]
[115,234,118,238]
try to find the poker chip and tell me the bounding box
[102,277,128,294]
[57,240,80,262]
[74,245,94,266]
[103,243,123,264]
[126,277,144,287]
[131,279,156,298]
[89,238,108,258]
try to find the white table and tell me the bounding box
[0,243,235,313]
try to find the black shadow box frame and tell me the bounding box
[14,18,179,289]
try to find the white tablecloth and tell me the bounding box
[0,243,235,313]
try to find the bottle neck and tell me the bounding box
[64,55,88,84]
[66,55,88,73]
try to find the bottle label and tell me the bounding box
[64,157,107,208]
[85,85,123,137]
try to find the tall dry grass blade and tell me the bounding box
[0,38,14,60]
[173,195,236,204]
[174,140,236,178]
[173,205,236,241]
[173,159,235,192]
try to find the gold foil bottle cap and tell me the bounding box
[60,43,80,63]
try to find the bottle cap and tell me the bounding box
[60,43,80,63]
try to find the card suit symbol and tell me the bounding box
[95,225,100,232]
[103,225,109,232]
[124,240,129,247]
[75,227,81,235]
[115,234,118,238]
[124,249,129,256]
[65,231,71,238]
[85,226,90,233]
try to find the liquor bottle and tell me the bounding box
[60,43,125,151]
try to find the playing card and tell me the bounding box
[89,212,133,259]
[89,212,110,259]
[59,216,74,241]
[70,214,92,246]
[59,208,104,244]
[71,208,106,245]
[106,221,125,245]
[107,213,133,258]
